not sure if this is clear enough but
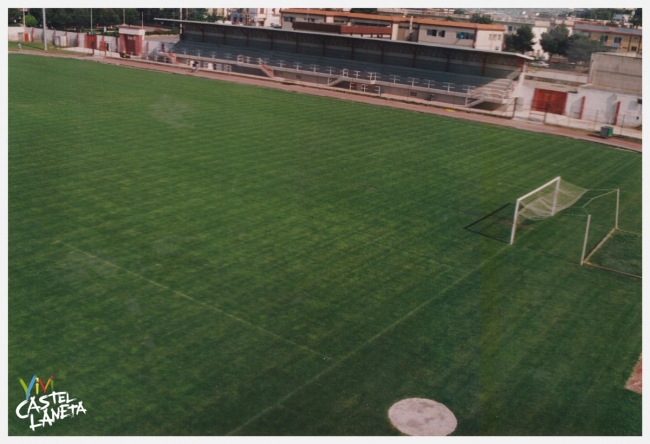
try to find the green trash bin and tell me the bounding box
[600,126,613,138]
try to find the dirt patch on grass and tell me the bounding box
[625,354,642,394]
[388,398,457,436]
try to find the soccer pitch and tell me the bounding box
[8,54,641,435]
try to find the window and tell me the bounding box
[600,35,608,43]
[613,36,622,44]
[457,32,475,40]
[439,30,445,37]
[631,46,637,51]
[308,18,316,22]
[427,29,438,37]
[284,16,294,23]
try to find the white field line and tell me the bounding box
[54,240,330,361]
[584,261,642,279]
[582,227,617,265]
[578,189,618,209]
[616,229,642,237]
[226,242,513,435]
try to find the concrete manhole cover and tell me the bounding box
[388,398,457,436]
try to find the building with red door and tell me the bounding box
[118,25,145,56]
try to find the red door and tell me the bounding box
[532,89,568,115]
[125,36,136,55]
[85,34,97,50]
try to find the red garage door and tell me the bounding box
[532,89,568,115]
[85,34,97,50]
[124,35,136,55]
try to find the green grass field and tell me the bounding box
[588,230,642,277]
[8,54,642,436]
[8,40,89,56]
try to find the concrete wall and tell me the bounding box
[475,32,503,51]
[21,27,122,52]
[570,87,642,126]
[516,82,641,127]
[8,26,25,40]
[417,26,474,48]
[588,53,642,93]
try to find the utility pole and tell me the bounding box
[42,8,47,50]
[123,9,126,25]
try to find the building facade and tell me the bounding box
[230,8,281,27]
[573,23,642,54]
[280,9,506,50]
[495,19,551,59]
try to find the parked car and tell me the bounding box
[529,61,550,68]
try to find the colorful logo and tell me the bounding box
[19,375,54,400]
[16,374,87,431]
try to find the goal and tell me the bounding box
[509,177,588,245]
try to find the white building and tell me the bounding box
[280,9,506,50]
[495,19,551,59]
[229,8,281,27]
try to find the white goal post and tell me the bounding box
[509,177,588,245]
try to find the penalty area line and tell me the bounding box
[226,241,513,435]
[53,240,330,361]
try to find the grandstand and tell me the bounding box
[153,20,531,109]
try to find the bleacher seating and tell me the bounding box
[169,40,514,97]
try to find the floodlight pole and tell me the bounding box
[42,8,47,50]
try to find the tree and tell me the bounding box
[470,13,493,24]
[25,14,37,28]
[540,23,570,56]
[95,8,120,27]
[185,8,209,22]
[504,25,534,54]
[631,8,642,27]
[70,8,90,28]
[566,34,604,63]
[454,9,465,15]
[8,8,22,25]
[48,9,74,29]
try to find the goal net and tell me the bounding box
[510,177,588,244]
